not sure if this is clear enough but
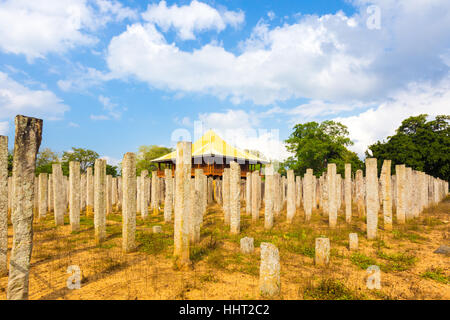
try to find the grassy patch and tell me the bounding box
[136,230,172,255]
[421,268,449,284]
[392,230,427,243]
[377,251,417,272]
[350,252,378,270]
[303,279,363,300]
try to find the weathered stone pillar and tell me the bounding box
[38,173,48,220]
[345,163,352,223]
[7,115,42,300]
[106,174,112,215]
[140,170,148,218]
[336,174,342,211]
[355,169,365,217]
[273,173,281,216]
[122,152,136,253]
[240,237,254,254]
[349,233,358,251]
[86,167,94,215]
[264,164,274,230]
[322,173,329,216]
[412,171,420,218]
[0,135,8,276]
[174,142,191,267]
[136,175,141,214]
[151,172,158,211]
[8,176,13,215]
[164,168,173,222]
[286,169,295,223]
[47,174,53,212]
[69,161,80,232]
[395,164,406,224]
[207,176,213,204]
[251,170,259,222]
[296,176,302,209]
[112,177,117,208]
[52,163,64,226]
[80,173,86,212]
[381,160,392,230]
[366,158,378,240]
[117,176,123,210]
[303,169,313,222]
[328,164,337,228]
[315,237,330,266]
[222,168,230,225]
[94,159,106,244]
[230,161,241,234]
[405,167,413,221]
[246,172,252,215]
[259,243,280,296]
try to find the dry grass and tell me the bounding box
[0,197,449,300]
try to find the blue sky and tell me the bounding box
[0,0,449,165]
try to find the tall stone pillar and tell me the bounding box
[111,177,117,208]
[94,159,106,244]
[405,167,413,221]
[296,176,302,209]
[286,169,295,223]
[355,169,365,217]
[52,163,64,226]
[328,164,337,228]
[47,174,53,212]
[322,173,329,217]
[246,172,252,216]
[0,135,8,276]
[303,169,313,222]
[222,168,231,225]
[366,158,378,240]
[7,115,42,300]
[122,152,136,253]
[38,173,48,220]
[164,168,173,222]
[136,175,141,214]
[395,164,406,224]
[230,161,241,234]
[259,243,280,296]
[251,170,259,222]
[381,160,392,230]
[106,174,112,215]
[189,180,201,244]
[69,161,80,232]
[140,170,148,218]
[151,172,158,211]
[344,163,352,223]
[80,173,86,212]
[174,142,191,267]
[86,167,94,215]
[264,164,274,230]
[336,174,342,211]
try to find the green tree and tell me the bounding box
[61,147,99,173]
[106,164,118,177]
[35,148,60,175]
[367,114,450,181]
[136,145,173,175]
[8,150,13,176]
[285,120,364,176]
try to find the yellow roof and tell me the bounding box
[152,129,268,163]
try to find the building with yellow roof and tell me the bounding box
[152,129,268,177]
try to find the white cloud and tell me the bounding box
[0,0,137,61]
[0,122,8,135]
[100,155,121,166]
[106,0,450,106]
[68,122,80,127]
[267,11,275,21]
[335,76,450,157]
[57,65,112,92]
[0,71,69,120]
[142,0,244,40]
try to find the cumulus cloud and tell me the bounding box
[142,0,244,40]
[0,122,8,135]
[0,0,137,61]
[0,71,69,120]
[105,0,450,106]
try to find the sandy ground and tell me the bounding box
[1,197,449,300]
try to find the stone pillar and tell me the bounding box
[328,164,337,228]
[151,172,158,211]
[0,135,8,276]
[122,152,136,253]
[7,115,42,300]
[303,169,313,222]
[86,167,94,215]
[322,173,329,217]
[222,168,230,225]
[38,173,48,220]
[381,160,392,230]
[8,176,13,214]
[405,167,413,221]
[336,174,342,211]
[264,164,274,230]
[246,172,252,215]
[240,237,254,254]
[106,174,112,215]
[230,162,241,234]
[112,177,117,208]
[52,163,64,226]
[136,175,141,214]
[174,142,191,267]
[366,158,378,240]
[286,169,295,223]
[349,233,358,251]
[189,181,201,244]
[355,169,365,217]
[164,168,173,222]
[259,243,280,296]
[47,174,53,212]
[80,173,86,212]
[251,170,259,222]
[395,164,406,224]
[345,163,352,223]
[315,237,330,266]
[273,173,281,216]
[69,161,80,232]
[296,176,302,208]
[140,170,148,218]
[94,159,106,244]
